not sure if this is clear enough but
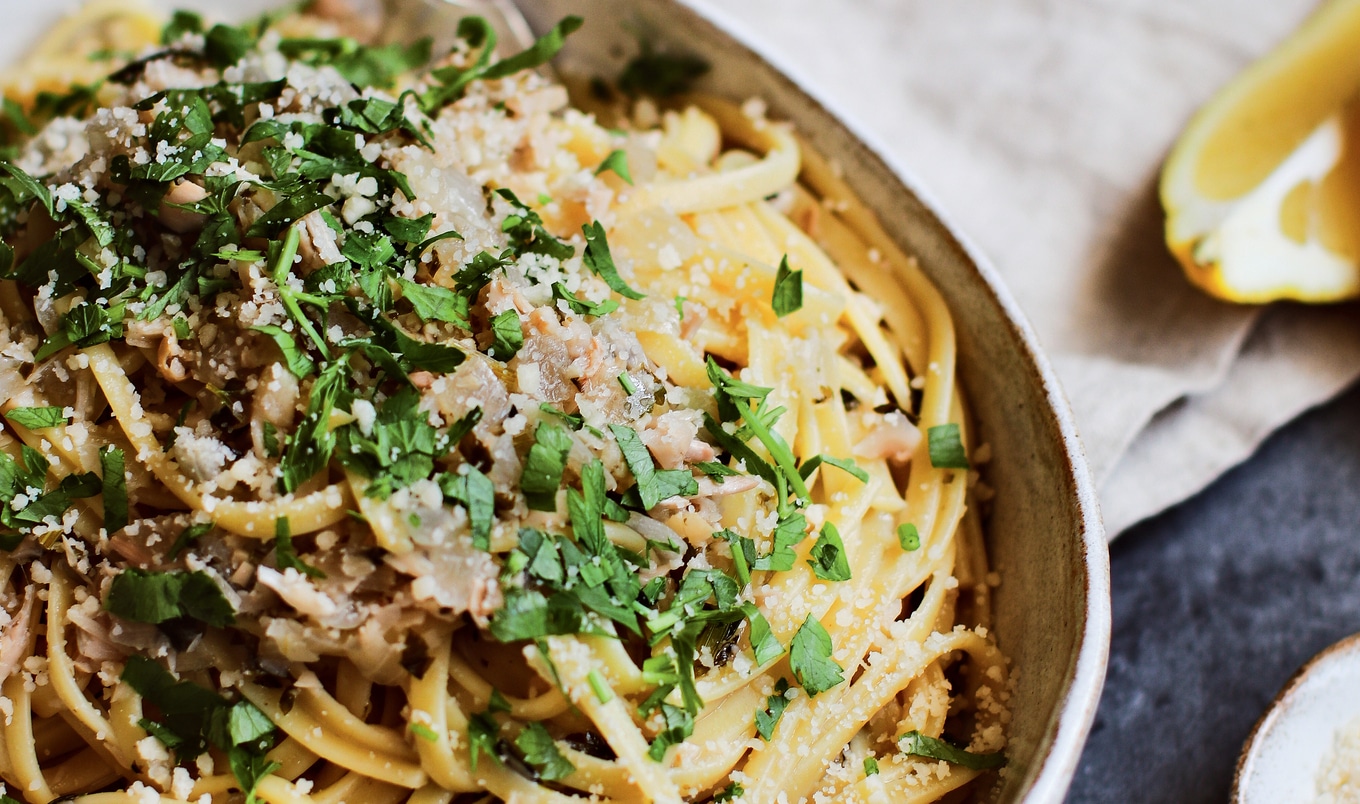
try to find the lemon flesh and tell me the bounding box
[1162,0,1360,303]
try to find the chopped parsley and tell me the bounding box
[273,517,324,579]
[581,220,645,300]
[520,423,574,512]
[609,424,697,509]
[167,521,216,560]
[99,446,128,534]
[798,453,869,483]
[409,723,439,742]
[771,255,803,317]
[466,707,502,771]
[713,782,745,802]
[595,149,634,184]
[808,521,851,581]
[122,656,280,802]
[754,678,791,741]
[927,423,969,469]
[105,568,235,628]
[789,616,845,697]
[864,756,880,776]
[3,406,66,430]
[440,463,495,550]
[618,43,709,97]
[515,722,575,781]
[897,523,921,551]
[251,324,316,378]
[751,512,808,572]
[488,309,524,361]
[899,730,1006,770]
[552,282,619,317]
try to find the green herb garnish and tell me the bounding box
[899,730,1006,770]
[789,615,844,696]
[771,255,803,317]
[927,423,969,469]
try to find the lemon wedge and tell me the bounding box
[1162,0,1360,303]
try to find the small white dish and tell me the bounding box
[1235,634,1360,803]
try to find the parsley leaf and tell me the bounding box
[789,615,844,696]
[467,708,502,771]
[552,282,618,317]
[122,656,279,799]
[899,730,1006,770]
[754,678,790,740]
[489,309,524,361]
[252,324,316,378]
[618,44,709,97]
[646,702,694,762]
[273,517,324,579]
[278,37,432,89]
[397,278,470,328]
[439,465,495,550]
[161,10,203,42]
[519,423,573,511]
[0,161,53,216]
[771,255,803,317]
[99,446,128,534]
[751,512,808,572]
[595,149,633,185]
[798,454,869,483]
[167,521,215,559]
[927,423,969,469]
[808,522,851,581]
[714,782,745,802]
[105,569,235,628]
[419,15,582,111]
[609,424,697,510]
[581,221,644,300]
[864,757,880,776]
[278,359,346,494]
[741,602,784,665]
[496,189,573,260]
[515,722,575,781]
[3,406,66,430]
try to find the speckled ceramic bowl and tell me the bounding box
[515,1,1111,800]
[2,1,1110,800]
[1234,633,1360,803]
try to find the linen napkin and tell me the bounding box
[9,0,1360,538]
[718,0,1360,537]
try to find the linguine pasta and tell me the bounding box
[0,4,1010,803]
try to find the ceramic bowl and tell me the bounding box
[516,1,1111,800]
[1235,633,1360,803]
[0,1,1111,800]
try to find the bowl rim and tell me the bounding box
[1232,631,1360,802]
[666,1,1112,799]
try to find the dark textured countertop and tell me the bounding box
[1067,381,1360,802]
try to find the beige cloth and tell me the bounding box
[9,0,1360,537]
[717,0,1360,536]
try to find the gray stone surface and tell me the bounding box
[1069,379,1360,802]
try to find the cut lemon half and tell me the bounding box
[1162,0,1360,303]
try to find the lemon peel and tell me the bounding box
[1162,0,1360,303]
